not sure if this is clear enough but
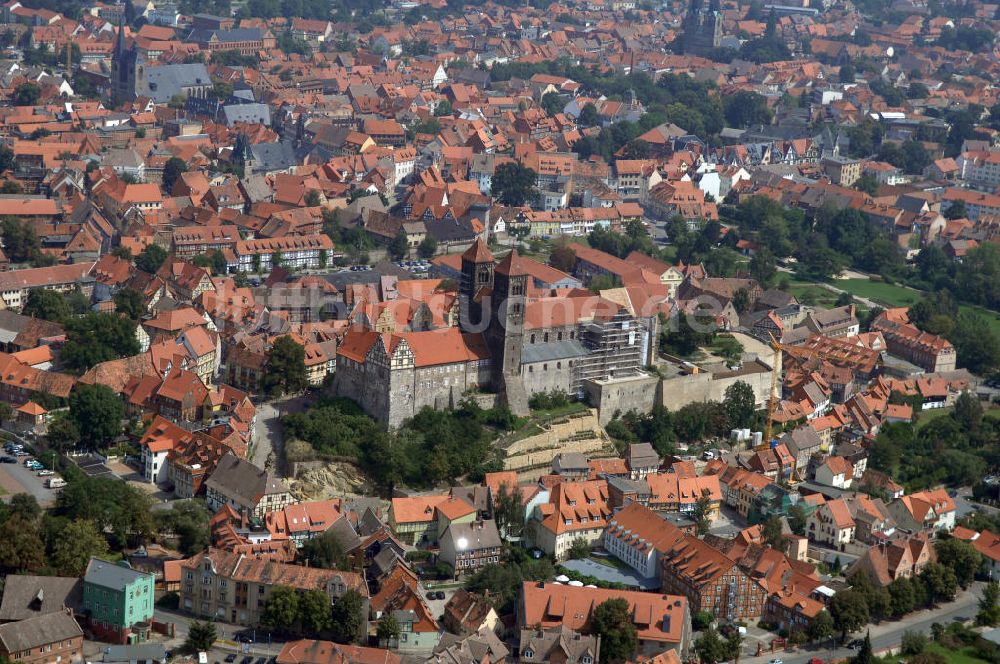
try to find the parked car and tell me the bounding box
[0,456,14,463]
[37,469,54,477]
[224,655,236,662]
[46,478,66,489]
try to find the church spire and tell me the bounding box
[114,12,127,58]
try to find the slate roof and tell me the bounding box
[250,142,298,174]
[205,452,290,509]
[140,63,211,103]
[0,610,82,653]
[0,575,83,622]
[222,103,271,127]
[84,559,153,591]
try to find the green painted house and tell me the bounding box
[83,558,155,644]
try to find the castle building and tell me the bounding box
[334,240,651,426]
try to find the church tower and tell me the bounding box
[459,238,494,329]
[110,14,139,103]
[488,250,527,378]
[233,132,254,176]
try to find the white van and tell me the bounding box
[46,477,66,489]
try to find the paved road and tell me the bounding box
[739,582,983,664]
[251,394,317,476]
[251,402,281,472]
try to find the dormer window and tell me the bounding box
[582,657,592,664]
[524,650,534,659]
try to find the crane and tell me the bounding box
[758,332,784,451]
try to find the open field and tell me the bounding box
[925,643,990,664]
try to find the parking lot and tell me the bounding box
[0,455,59,506]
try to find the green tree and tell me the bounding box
[901,630,928,655]
[723,90,773,128]
[491,162,538,206]
[979,581,1000,626]
[0,217,40,263]
[299,588,332,633]
[749,247,777,287]
[920,562,958,605]
[935,538,981,589]
[808,609,834,643]
[51,519,108,576]
[376,613,400,647]
[850,632,874,664]
[945,200,967,220]
[762,515,785,550]
[261,585,300,633]
[300,530,347,569]
[724,380,755,429]
[22,289,71,324]
[798,244,846,281]
[183,620,217,653]
[389,230,408,260]
[949,310,1000,375]
[578,103,600,127]
[854,174,880,196]
[162,157,188,193]
[263,335,307,397]
[829,589,869,639]
[567,538,590,560]
[56,477,153,548]
[494,483,526,538]
[69,384,124,449]
[888,577,916,616]
[787,503,807,535]
[0,515,45,573]
[417,235,438,259]
[540,90,564,116]
[113,287,145,320]
[329,589,365,644]
[692,496,713,536]
[135,244,168,273]
[12,82,41,106]
[153,501,211,556]
[46,413,80,452]
[549,242,577,273]
[692,610,714,631]
[10,494,39,521]
[592,598,638,663]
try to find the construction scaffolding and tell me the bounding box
[576,309,645,393]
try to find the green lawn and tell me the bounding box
[797,276,1000,339]
[789,283,843,308]
[586,555,631,571]
[835,279,921,308]
[925,643,990,664]
[959,304,1000,340]
[915,406,955,431]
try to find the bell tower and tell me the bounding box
[459,238,494,329]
